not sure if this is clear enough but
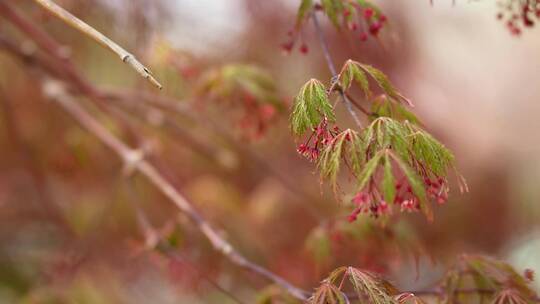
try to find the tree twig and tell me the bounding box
[311,12,363,128]
[40,78,309,301]
[0,1,324,219]
[125,179,248,304]
[30,0,162,89]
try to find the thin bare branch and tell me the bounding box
[40,78,309,301]
[311,12,363,128]
[125,180,248,304]
[30,0,162,89]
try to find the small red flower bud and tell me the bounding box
[353,192,368,205]
[401,199,415,212]
[343,9,351,17]
[523,17,534,27]
[259,104,276,121]
[369,22,382,35]
[379,200,388,213]
[280,41,294,53]
[349,22,358,31]
[299,43,309,54]
[359,32,368,41]
[379,14,387,23]
[364,8,374,19]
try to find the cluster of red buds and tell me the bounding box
[348,192,389,222]
[281,29,310,55]
[347,175,448,222]
[297,117,340,161]
[342,6,388,42]
[237,93,278,140]
[394,176,448,211]
[282,1,389,53]
[497,0,540,35]
[425,177,449,204]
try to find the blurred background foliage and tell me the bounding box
[1,0,540,303]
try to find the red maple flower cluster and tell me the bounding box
[395,177,448,211]
[296,117,340,161]
[497,0,540,35]
[347,176,449,221]
[348,192,389,222]
[281,1,389,54]
[237,93,278,140]
[343,6,387,42]
[280,29,310,55]
[425,177,449,204]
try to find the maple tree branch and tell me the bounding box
[4,27,539,304]
[0,0,323,219]
[125,180,247,304]
[344,92,372,117]
[0,0,323,220]
[103,89,325,220]
[29,0,162,89]
[39,78,309,301]
[4,34,539,304]
[311,11,363,128]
